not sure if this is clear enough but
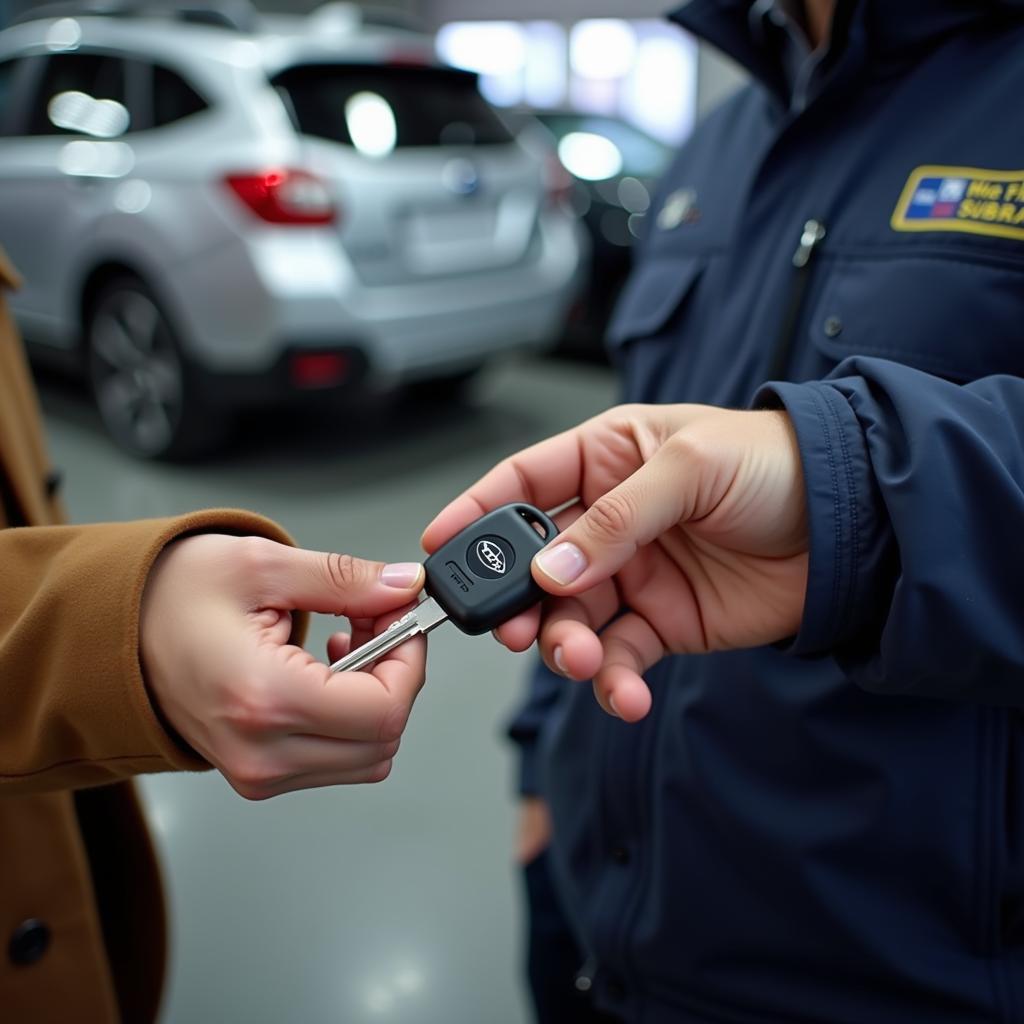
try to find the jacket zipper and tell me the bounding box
[767,218,826,380]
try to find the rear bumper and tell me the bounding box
[193,345,370,409]
[166,216,586,383]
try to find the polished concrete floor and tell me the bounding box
[38,353,616,1024]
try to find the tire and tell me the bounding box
[86,275,222,459]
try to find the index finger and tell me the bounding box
[287,628,427,743]
[420,426,585,552]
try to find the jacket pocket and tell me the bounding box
[606,254,706,351]
[806,248,1024,381]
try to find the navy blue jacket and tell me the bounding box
[512,1,1024,1021]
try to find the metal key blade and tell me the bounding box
[329,595,448,674]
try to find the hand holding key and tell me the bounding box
[331,504,558,673]
[422,403,810,722]
[140,534,427,800]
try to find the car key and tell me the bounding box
[330,502,559,673]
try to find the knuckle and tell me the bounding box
[662,428,709,468]
[585,491,637,545]
[234,782,273,802]
[224,752,277,800]
[233,535,277,578]
[222,682,280,736]
[607,633,647,671]
[325,552,370,592]
[369,760,394,784]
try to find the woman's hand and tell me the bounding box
[141,535,426,799]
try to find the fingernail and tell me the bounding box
[381,562,423,588]
[608,693,621,717]
[553,646,568,675]
[535,542,587,586]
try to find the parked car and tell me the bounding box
[0,2,585,457]
[515,108,672,362]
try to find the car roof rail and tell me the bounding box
[9,0,260,33]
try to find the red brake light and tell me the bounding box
[224,169,337,225]
[290,352,350,389]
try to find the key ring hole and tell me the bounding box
[515,504,557,541]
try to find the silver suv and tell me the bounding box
[0,3,585,457]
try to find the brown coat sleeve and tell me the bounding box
[0,510,306,794]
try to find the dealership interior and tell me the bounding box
[0,3,745,1022]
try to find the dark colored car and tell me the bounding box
[520,109,673,361]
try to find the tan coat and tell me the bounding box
[0,248,297,1021]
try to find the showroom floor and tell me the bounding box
[38,353,616,1024]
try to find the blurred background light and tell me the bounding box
[623,34,697,144]
[58,140,134,178]
[570,19,636,81]
[345,90,397,157]
[617,175,651,213]
[435,20,526,75]
[521,21,566,109]
[49,90,130,137]
[435,17,696,146]
[44,16,81,52]
[114,179,153,215]
[557,131,622,181]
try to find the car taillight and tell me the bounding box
[290,352,350,389]
[224,169,337,225]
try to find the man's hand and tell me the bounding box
[140,535,426,799]
[422,404,809,722]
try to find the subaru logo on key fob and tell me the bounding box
[470,537,512,578]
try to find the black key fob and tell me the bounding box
[424,503,559,635]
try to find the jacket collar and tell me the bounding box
[668,0,1021,106]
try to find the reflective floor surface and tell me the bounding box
[38,353,616,1024]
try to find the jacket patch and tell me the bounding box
[892,165,1024,241]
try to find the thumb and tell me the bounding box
[532,446,688,595]
[262,546,425,617]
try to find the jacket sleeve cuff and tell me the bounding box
[125,510,303,775]
[1,510,299,792]
[515,741,543,797]
[753,380,882,655]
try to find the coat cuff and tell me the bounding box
[1,510,300,791]
[753,381,880,655]
[122,510,303,775]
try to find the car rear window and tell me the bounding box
[151,63,208,127]
[271,64,512,149]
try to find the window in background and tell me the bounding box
[436,18,696,146]
[26,52,129,136]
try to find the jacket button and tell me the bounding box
[9,919,51,966]
[610,845,630,865]
[823,315,843,338]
